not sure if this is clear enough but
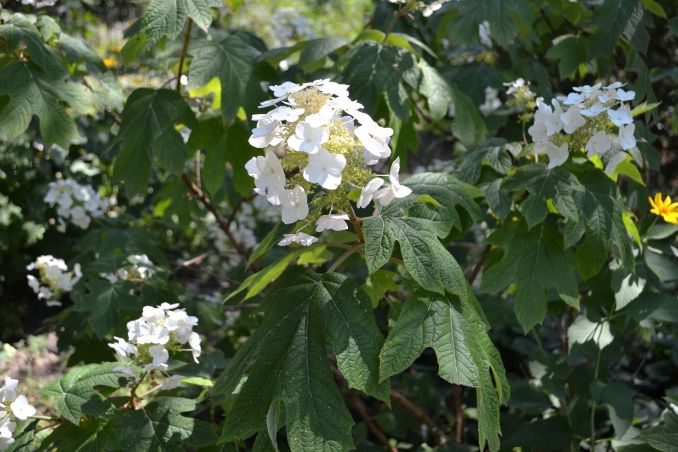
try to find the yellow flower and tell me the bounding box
[103,57,117,68]
[648,193,678,224]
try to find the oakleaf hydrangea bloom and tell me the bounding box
[26,255,81,307]
[109,303,201,374]
[246,79,412,246]
[103,255,155,284]
[527,82,638,174]
[44,179,108,229]
[0,377,36,451]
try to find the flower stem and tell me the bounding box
[328,243,363,273]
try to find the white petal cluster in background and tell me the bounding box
[26,255,81,307]
[1,377,36,451]
[246,79,412,246]
[44,179,108,229]
[206,202,261,269]
[271,8,315,46]
[103,254,155,284]
[527,82,637,173]
[479,86,502,116]
[108,303,201,374]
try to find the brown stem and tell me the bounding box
[348,204,364,243]
[452,385,463,443]
[391,389,446,446]
[176,19,193,93]
[224,194,256,231]
[464,245,491,284]
[181,174,258,271]
[328,356,394,450]
[382,8,402,43]
[327,243,363,273]
[129,372,148,409]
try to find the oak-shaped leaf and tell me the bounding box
[212,269,389,451]
[480,217,579,331]
[379,288,509,452]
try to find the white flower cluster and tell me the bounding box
[26,255,81,307]
[44,179,108,229]
[528,82,636,173]
[108,303,201,374]
[246,79,412,246]
[1,378,36,451]
[20,0,57,7]
[103,254,155,284]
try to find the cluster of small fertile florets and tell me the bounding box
[103,254,155,284]
[246,79,412,246]
[504,78,538,122]
[26,255,81,307]
[108,303,201,375]
[44,179,108,229]
[1,378,36,451]
[528,82,637,174]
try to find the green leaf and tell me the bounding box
[225,246,308,301]
[503,163,583,229]
[341,41,418,122]
[450,86,487,145]
[591,381,634,438]
[140,0,220,42]
[480,219,579,332]
[0,60,92,148]
[546,35,587,79]
[40,418,117,451]
[379,289,509,452]
[72,280,139,338]
[457,138,513,184]
[448,0,532,47]
[42,363,123,424]
[0,14,60,68]
[638,412,678,451]
[362,173,479,299]
[590,0,647,57]
[641,0,667,18]
[323,273,390,402]
[113,88,196,196]
[573,169,634,279]
[219,270,386,451]
[567,315,614,349]
[5,421,39,452]
[416,59,453,121]
[188,33,260,122]
[115,396,217,450]
[298,37,349,66]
